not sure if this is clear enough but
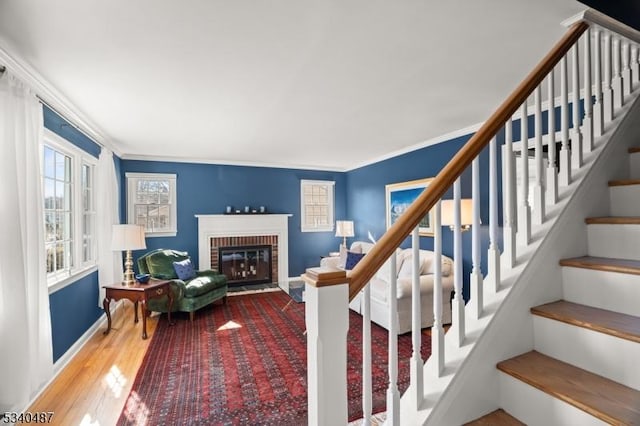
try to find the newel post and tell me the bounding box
[303,268,349,426]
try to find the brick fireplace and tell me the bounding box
[210,236,278,286]
[196,214,292,291]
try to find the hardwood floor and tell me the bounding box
[28,302,160,426]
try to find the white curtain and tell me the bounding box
[0,72,53,411]
[97,148,123,306]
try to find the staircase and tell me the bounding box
[304,9,640,426]
[475,148,640,425]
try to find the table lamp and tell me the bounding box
[112,224,147,286]
[335,220,355,250]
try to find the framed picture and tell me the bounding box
[385,177,434,236]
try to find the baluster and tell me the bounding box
[518,103,531,246]
[583,28,594,153]
[470,156,484,317]
[631,45,639,89]
[488,137,500,292]
[430,201,444,377]
[362,283,372,426]
[622,41,632,97]
[546,70,559,204]
[386,254,400,425]
[612,36,623,109]
[452,180,465,345]
[409,228,423,410]
[593,29,604,137]
[559,55,572,187]
[603,32,614,123]
[502,121,517,268]
[533,86,545,225]
[571,42,583,169]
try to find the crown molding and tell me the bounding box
[120,153,348,172]
[0,43,122,157]
[346,121,484,172]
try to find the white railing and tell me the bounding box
[303,9,640,426]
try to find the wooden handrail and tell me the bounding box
[341,21,589,300]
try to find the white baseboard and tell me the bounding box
[23,301,124,412]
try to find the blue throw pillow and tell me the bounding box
[345,251,365,270]
[173,258,196,280]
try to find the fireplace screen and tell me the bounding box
[218,245,272,286]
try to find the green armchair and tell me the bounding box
[137,249,228,321]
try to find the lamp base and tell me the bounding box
[122,250,136,286]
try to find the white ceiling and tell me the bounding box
[0,0,584,171]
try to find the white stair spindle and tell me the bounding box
[452,179,465,346]
[622,41,632,97]
[409,227,423,410]
[533,86,545,225]
[362,283,372,426]
[518,103,531,246]
[571,42,583,169]
[488,137,500,292]
[386,254,400,425]
[430,201,444,378]
[603,32,614,123]
[632,45,639,89]
[582,28,594,153]
[546,70,559,205]
[470,156,484,317]
[559,55,572,187]
[612,36,623,109]
[593,29,604,137]
[502,121,517,269]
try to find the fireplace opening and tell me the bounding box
[218,245,272,286]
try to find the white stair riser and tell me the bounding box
[562,267,640,317]
[587,224,640,261]
[610,185,640,216]
[498,373,606,426]
[630,151,640,179]
[533,316,640,390]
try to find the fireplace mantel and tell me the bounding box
[195,214,292,290]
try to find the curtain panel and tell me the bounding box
[0,71,53,412]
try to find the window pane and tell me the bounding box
[46,244,55,273]
[44,147,55,178]
[64,183,72,210]
[44,179,55,209]
[45,212,56,242]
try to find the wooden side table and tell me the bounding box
[102,279,174,339]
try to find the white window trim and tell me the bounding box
[126,172,177,237]
[43,128,98,291]
[300,179,335,233]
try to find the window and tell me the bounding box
[300,179,335,232]
[126,173,177,237]
[42,129,97,286]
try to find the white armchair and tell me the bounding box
[321,241,454,334]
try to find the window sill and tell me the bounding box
[145,231,177,238]
[48,265,98,295]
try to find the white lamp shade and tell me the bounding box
[111,224,147,251]
[441,199,474,227]
[335,220,355,237]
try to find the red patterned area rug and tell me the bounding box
[118,290,431,425]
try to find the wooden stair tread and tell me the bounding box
[629,147,640,153]
[497,351,640,425]
[585,216,640,224]
[531,300,640,343]
[560,256,640,275]
[464,409,525,425]
[609,178,640,186]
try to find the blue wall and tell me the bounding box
[345,134,493,301]
[44,106,104,362]
[119,160,347,277]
